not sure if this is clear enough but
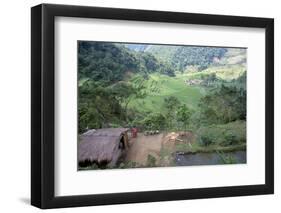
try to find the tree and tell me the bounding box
[163,96,180,111]
[158,62,175,77]
[110,75,148,122]
[78,81,124,132]
[171,46,227,72]
[176,104,192,131]
[142,112,167,130]
[163,96,180,129]
[78,41,177,85]
[198,85,246,125]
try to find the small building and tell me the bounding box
[78,128,130,168]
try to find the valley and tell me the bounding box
[78,41,247,169]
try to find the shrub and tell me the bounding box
[118,161,137,169]
[141,112,166,130]
[146,154,157,167]
[198,128,216,146]
[198,85,246,125]
[216,151,237,164]
[222,131,239,146]
[197,120,246,147]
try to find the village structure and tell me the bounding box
[78,127,195,169]
[184,79,203,86]
[78,128,130,167]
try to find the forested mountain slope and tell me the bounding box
[78,41,175,85]
[78,41,246,134]
[125,43,246,73]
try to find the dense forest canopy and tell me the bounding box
[126,43,228,71]
[78,41,176,84]
[78,41,138,83]
[78,41,247,140]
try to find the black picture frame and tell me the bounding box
[31,3,274,209]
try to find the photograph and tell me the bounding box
[29,2,274,209]
[77,41,247,170]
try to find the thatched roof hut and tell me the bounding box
[78,128,129,167]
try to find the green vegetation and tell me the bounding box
[217,151,237,164]
[197,85,246,125]
[175,142,246,154]
[78,41,247,167]
[171,46,227,71]
[146,154,157,167]
[129,73,204,113]
[145,45,228,71]
[197,120,246,146]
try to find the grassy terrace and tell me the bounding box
[129,73,205,112]
[129,63,245,113]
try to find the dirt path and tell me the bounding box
[125,133,164,166]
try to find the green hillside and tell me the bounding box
[129,73,205,113]
[182,64,246,81]
[78,41,247,170]
[128,63,245,114]
[78,41,246,133]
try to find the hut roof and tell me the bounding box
[78,128,129,163]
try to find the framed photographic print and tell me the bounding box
[31,3,274,209]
